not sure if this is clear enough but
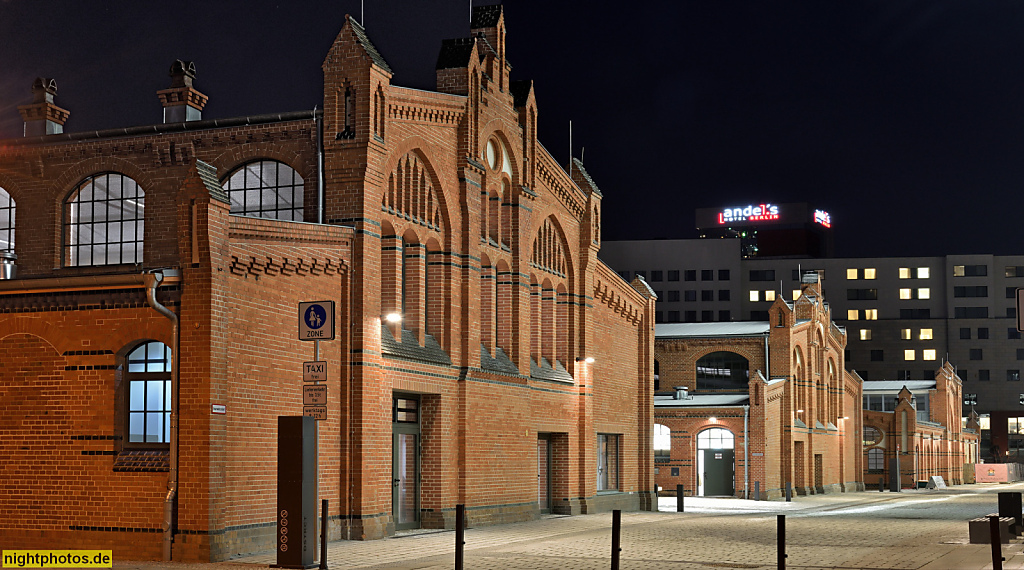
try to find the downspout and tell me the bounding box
[315,106,325,224]
[145,272,179,562]
[743,404,750,499]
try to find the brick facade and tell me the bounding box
[0,7,654,562]
[654,276,864,499]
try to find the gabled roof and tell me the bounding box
[470,4,503,28]
[348,16,392,73]
[436,37,477,70]
[656,321,770,338]
[862,380,936,392]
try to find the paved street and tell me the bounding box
[117,482,1024,570]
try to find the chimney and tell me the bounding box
[18,78,69,137]
[674,386,689,400]
[157,60,208,123]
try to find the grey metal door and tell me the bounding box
[703,449,734,496]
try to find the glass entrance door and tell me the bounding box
[392,397,419,530]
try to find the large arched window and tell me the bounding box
[697,427,735,450]
[222,160,304,221]
[654,424,671,461]
[695,351,749,391]
[126,341,172,444]
[0,186,13,252]
[64,173,144,266]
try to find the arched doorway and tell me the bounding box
[697,427,735,496]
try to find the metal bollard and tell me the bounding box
[879,477,884,492]
[677,484,684,512]
[319,499,328,570]
[785,482,792,502]
[998,491,1023,531]
[755,481,760,501]
[990,514,1003,570]
[777,514,786,570]
[456,504,465,570]
[611,509,622,570]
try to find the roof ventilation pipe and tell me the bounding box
[674,386,689,400]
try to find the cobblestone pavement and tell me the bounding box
[116,482,1024,570]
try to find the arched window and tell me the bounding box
[126,341,172,445]
[0,186,13,252]
[863,425,881,446]
[867,448,885,472]
[222,160,304,221]
[654,424,671,461]
[64,173,144,266]
[695,351,749,391]
[697,428,735,450]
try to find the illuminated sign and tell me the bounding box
[813,209,831,228]
[718,203,780,224]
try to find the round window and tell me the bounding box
[863,425,881,446]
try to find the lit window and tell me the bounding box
[901,329,911,340]
[917,267,930,279]
[918,288,930,299]
[865,309,878,320]
[923,349,937,361]
[126,341,173,444]
[899,268,911,279]
[864,268,876,279]
[860,329,871,341]
[749,290,759,302]
[223,160,305,221]
[0,186,13,253]
[904,350,915,361]
[920,328,933,340]
[847,268,858,280]
[653,424,671,461]
[899,289,912,300]
[847,309,859,320]
[64,172,145,266]
[954,265,965,277]
[792,289,801,300]
[764,290,776,302]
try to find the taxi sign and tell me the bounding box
[303,361,327,382]
[299,301,335,341]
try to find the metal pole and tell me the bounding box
[777,514,786,570]
[611,509,621,570]
[755,481,760,501]
[676,484,684,512]
[785,482,791,502]
[319,499,328,570]
[455,504,465,570]
[989,515,1003,570]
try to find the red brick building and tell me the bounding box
[861,364,980,489]
[0,7,655,561]
[654,274,863,499]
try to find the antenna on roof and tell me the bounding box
[581,147,585,164]
[470,0,472,22]
[361,0,364,25]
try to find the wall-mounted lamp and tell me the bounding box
[384,312,403,323]
[796,409,805,413]
[841,416,849,420]
[708,416,717,422]
[576,356,595,364]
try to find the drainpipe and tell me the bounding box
[743,405,750,499]
[145,272,179,561]
[315,106,325,224]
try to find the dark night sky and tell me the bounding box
[2,1,1023,258]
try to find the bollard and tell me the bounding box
[611,509,622,570]
[755,481,760,501]
[879,477,884,492]
[998,492,1023,532]
[785,482,791,502]
[777,514,786,570]
[990,515,1004,570]
[455,504,465,570]
[319,499,328,570]
[677,484,684,512]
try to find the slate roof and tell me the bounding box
[480,344,519,375]
[531,357,574,384]
[436,37,477,70]
[654,394,750,407]
[571,158,602,197]
[195,160,229,204]
[656,321,770,338]
[348,15,392,73]
[471,4,503,28]
[380,325,452,366]
[862,380,936,392]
